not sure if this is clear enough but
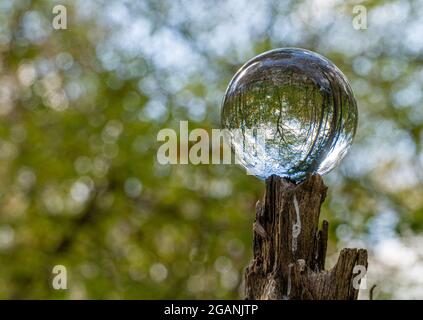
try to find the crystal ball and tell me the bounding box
[221,48,358,181]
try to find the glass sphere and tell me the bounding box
[221,48,358,181]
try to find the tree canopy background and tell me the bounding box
[0,0,422,299]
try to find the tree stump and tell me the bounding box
[245,174,368,300]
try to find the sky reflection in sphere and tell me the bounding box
[221,48,358,181]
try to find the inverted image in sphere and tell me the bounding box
[221,48,358,181]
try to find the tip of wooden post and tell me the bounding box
[265,173,327,190]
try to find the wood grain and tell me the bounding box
[245,174,368,300]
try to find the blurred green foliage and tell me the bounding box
[0,0,423,299]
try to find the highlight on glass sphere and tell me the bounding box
[221,48,358,181]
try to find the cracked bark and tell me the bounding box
[245,174,368,300]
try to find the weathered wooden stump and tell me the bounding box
[245,174,368,300]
